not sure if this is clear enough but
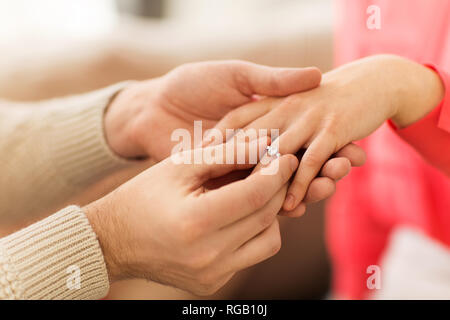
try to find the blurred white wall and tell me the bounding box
[0,0,335,101]
[0,0,118,44]
[166,0,332,27]
[0,0,333,44]
[167,0,284,23]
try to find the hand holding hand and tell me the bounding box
[104,60,321,160]
[103,60,353,211]
[85,138,298,295]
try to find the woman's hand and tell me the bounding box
[212,54,444,211]
[85,137,298,295]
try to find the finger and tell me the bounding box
[201,154,298,229]
[203,169,251,191]
[284,134,336,211]
[276,118,315,155]
[234,61,322,97]
[228,219,282,271]
[279,203,306,218]
[320,157,351,181]
[203,99,276,147]
[214,184,287,252]
[335,143,367,167]
[241,108,287,137]
[279,177,337,217]
[175,136,269,184]
[303,177,336,203]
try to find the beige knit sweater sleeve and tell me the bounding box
[0,82,132,220]
[0,206,109,299]
[0,83,134,299]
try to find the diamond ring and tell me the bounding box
[266,145,281,158]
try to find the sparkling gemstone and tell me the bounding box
[266,145,279,157]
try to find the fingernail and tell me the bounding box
[284,194,295,210]
[290,158,298,171]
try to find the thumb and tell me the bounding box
[233,61,322,97]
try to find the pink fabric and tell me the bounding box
[328,0,450,299]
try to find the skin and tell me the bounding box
[104,60,322,160]
[88,60,367,294]
[211,55,445,211]
[85,138,299,295]
[104,60,366,208]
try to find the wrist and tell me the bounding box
[84,198,123,283]
[104,79,161,160]
[387,57,445,128]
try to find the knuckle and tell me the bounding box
[232,68,252,95]
[187,248,219,271]
[202,247,220,266]
[302,151,322,168]
[280,160,294,182]
[279,95,296,109]
[248,187,268,210]
[225,60,251,74]
[322,123,340,140]
[266,220,282,256]
[222,111,239,127]
[322,117,345,146]
[271,240,282,256]
[259,211,276,230]
[269,229,282,256]
[175,215,204,244]
[225,59,246,67]
[279,93,302,111]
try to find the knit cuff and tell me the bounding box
[0,206,109,300]
[48,82,137,187]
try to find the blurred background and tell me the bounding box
[0,0,334,101]
[0,0,335,299]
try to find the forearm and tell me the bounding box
[104,78,162,160]
[322,54,445,129]
[0,83,134,221]
[386,55,445,129]
[386,59,450,175]
[343,54,450,175]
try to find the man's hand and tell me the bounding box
[85,137,298,295]
[104,60,321,160]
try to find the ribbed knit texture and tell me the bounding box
[0,82,134,221]
[0,206,109,300]
[0,82,136,299]
[49,83,134,186]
